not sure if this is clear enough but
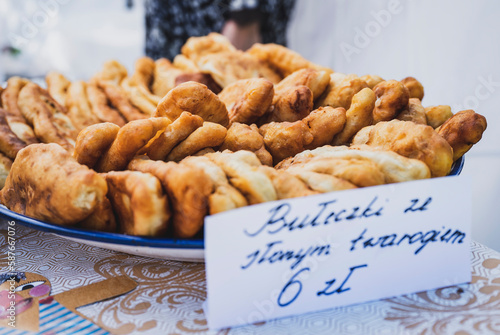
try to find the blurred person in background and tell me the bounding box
[145,0,296,60]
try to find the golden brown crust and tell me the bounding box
[66,81,101,131]
[18,83,77,150]
[154,81,229,126]
[401,77,424,100]
[152,58,184,97]
[78,197,117,233]
[121,78,157,115]
[166,122,227,162]
[246,43,332,77]
[218,78,274,125]
[220,123,272,166]
[397,98,427,125]
[181,32,236,62]
[263,85,314,123]
[172,54,200,73]
[316,73,369,110]
[128,156,213,238]
[86,84,127,126]
[0,143,108,225]
[278,145,431,183]
[0,152,13,190]
[46,72,71,107]
[175,72,222,94]
[91,60,128,85]
[95,117,171,172]
[303,106,347,148]
[332,88,375,145]
[257,165,318,199]
[196,50,282,88]
[0,109,27,159]
[360,75,385,89]
[98,82,148,122]
[73,122,120,168]
[373,80,410,123]
[139,111,204,160]
[1,77,38,144]
[352,119,453,177]
[206,150,277,204]
[437,110,487,161]
[275,68,330,100]
[425,105,453,129]
[181,155,248,214]
[104,170,170,236]
[286,170,358,193]
[260,120,314,164]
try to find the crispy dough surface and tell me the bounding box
[0,143,108,225]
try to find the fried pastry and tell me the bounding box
[121,77,157,115]
[332,88,375,145]
[275,68,330,100]
[66,81,101,131]
[263,85,314,123]
[287,170,358,193]
[128,57,161,106]
[303,106,346,148]
[246,43,332,77]
[278,145,431,183]
[316,73,369,110]
[96,117,170,172]
[1,77,38,144]
[207,150,277,204]
[352,119,453,177]
[360,75,385,89]
[139,111,204,160]
[128,156,214,238]
[425,105,453,128]
[437,109,487,161]
[166,122,227,162]
[286,157,386,187]
[397,98,427,125]
[175,72,222,94]
[46,72,71,107]
[105,170,169,236]
[257,166,318,199]
[260,120,314,164]
[78,197,117,233]
[196,50,282,88]
[92,60,128,85]
[219,123,273,166]
[0,143,108,225]
[173,54,200,73]
[401,77,424,100]
[86,84,127,126]
[74,122,120,168]
[98,81,148,121]
[218,78,274,125]
[181,155,248,214]
[152,58,184,97]
[181,32,236,62]
[154,81,229,126]
[0,152,13,189]
[0,109,27,159]
[18,83,78,150]
[372,80,410,123]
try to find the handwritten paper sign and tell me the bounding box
[204,176,472,330]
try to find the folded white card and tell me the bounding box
[204,176,471,330]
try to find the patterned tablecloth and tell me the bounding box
[0,220,499,335]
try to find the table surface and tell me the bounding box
[1,220,499,335]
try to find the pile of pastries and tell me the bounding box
[0,33,487,238]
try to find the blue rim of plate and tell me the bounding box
[0,156,464,249]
